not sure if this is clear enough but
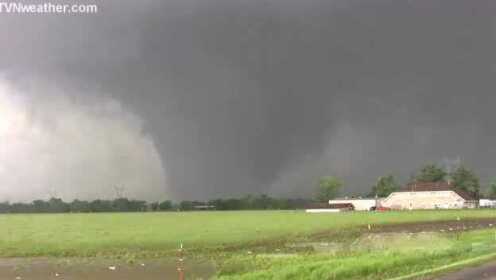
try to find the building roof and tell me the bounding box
[402,181,476,201]
[331,197,376,201]
[328,203,354,209]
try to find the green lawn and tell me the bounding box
[0,209,496,258]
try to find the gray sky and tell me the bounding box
[1,0,496,201]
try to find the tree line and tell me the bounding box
[316,162,491,202]
[0,195,313,214]
[2,162,493,214]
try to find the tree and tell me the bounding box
[452,165,480,198]
[70,199,91,213]
[371,175,400,197]
[32,200,49,213]
[159,200,173,211]
[112,198,131,212]
[415,164,447,182]
[47,198,69,213]
[316,176,343,202]
[179,201,195,211]
[150,202,160,211]
[488,179,496,199]
[89,199,113,212]
[0,202,10,213]
[128,200,147,211]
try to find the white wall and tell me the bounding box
[329,199,377,211]
[380,191,466,210]
[480,199,496,208]
[306,209,341,213]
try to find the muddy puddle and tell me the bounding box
[371,218,496,233]
[309,218,496,241]
[286,232,452,255]
[0,258,216,280]
[285,219,496,255]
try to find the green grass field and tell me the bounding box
[217,228,496,280]
[1,209,496,258]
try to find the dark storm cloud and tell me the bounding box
[1,0,496,200]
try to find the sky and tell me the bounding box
[1,0,496,201]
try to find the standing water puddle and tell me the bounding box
[0,258,216,280]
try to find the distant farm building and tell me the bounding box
[305,202,354,213]
[380,182,477,210]
[479,199,496,208]
[193,205,216,210]
[305,209,341,213]
[328,198,377,211]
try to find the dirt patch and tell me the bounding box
[218,218,496,255]
[286,231,453,255]
[372,218,496,233]
[310,218,496,241]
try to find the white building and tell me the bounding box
[380,182,477,210]
[305,209,341,213]
[328,198,378,211]
[479,199,496,208]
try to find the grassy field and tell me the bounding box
[1,209,496,258]
[217,229,496,280]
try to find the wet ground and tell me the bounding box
[372,218,496,234]
[437,260,496,280]
[0,258,216,280]
[309,218,496,241]
[2,218,496,280]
